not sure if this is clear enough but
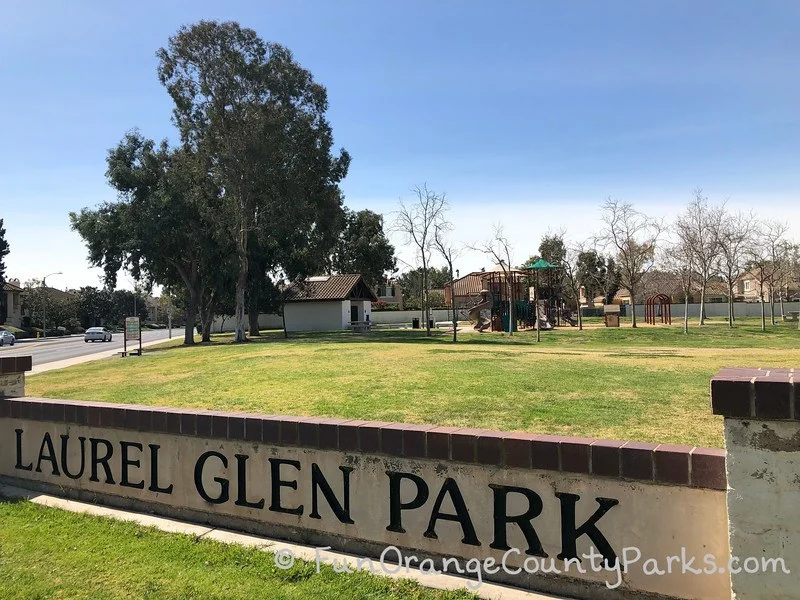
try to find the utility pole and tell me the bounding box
[41,271,62,339]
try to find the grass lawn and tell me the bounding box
[0,498,472,600]
[26,319,800,448]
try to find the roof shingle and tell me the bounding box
[286,274,378,302]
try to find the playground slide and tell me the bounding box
[536,303,553,330]
[468,290,493,332]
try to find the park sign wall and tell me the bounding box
[0,357,797,599]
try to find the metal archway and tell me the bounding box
[645,293,672,325]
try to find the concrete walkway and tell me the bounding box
[0,483,567,600]
[28,335,175,375]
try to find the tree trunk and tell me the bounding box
[234,232,249,343]
[769,291,776,326]
[683,289,690,334]
[577,290,583,331]
[780,289,785,320]
[630,290,637,327]
[248,291,260,337]
[727,283,734,328]
[698,283,706,325]
[448,263,457,343]
[184,297,197,345]
[202,311,213,343]
[422,258,430,336]
[760,283,766,332]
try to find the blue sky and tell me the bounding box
[2,1,798,288]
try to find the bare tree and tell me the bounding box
[714,208,756,327]
[470,225,516,336]
[673,190,723,325]
[763,220,792,325]
[562,242,585,331]
[433,220,461,342]
[747,221,783,332]
[662,239,694,335]
[394,184,448,336]
[595,199,663,327]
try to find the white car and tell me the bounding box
[84,327,113,342]
[0,330,15,346]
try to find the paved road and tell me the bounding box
[0,330,175,367]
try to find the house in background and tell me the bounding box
[374,279,403,309]
[283,274,377,332]
[735,271,772,302]
[444,271,488,310]
[2,279,24,327]
[608,272,731,306]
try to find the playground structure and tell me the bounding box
[447,260,580,334]
[467,289,493,332]
[481,269,527,332]
[645,293,672,325]
[474,267,564,333]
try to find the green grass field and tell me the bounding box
[26,319,800,448]
[10,319,798,598]
[0,498,472,600]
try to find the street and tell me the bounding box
[0,329,175,367]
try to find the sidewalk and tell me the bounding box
[28,336,176,375]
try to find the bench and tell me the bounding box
[349,321,371,333]
[785,312,799,322]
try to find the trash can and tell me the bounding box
[412,318,420,329]
[429,319,435,330]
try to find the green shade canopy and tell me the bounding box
[524,259,557,269]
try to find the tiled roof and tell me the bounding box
[2,281,22,292]
[286,274,378,302]
[447,272,487,297]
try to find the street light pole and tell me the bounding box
[41,271,63,340]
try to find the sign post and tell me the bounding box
[124,316,142,356]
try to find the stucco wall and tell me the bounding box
[213,308,463,332]
[284,301,348,332]
[211,313,284,333]
[632,301,800,319]
[723,418,798,599]
[369,309,456,325]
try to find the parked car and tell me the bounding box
[84,327,113,342]
[0,330,15,346]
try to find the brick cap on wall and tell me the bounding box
[0,396,726,491]
[711,367,797,421]
[0,356,32,375]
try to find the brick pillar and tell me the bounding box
[0,356,32,398]
[711,367,798,599]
